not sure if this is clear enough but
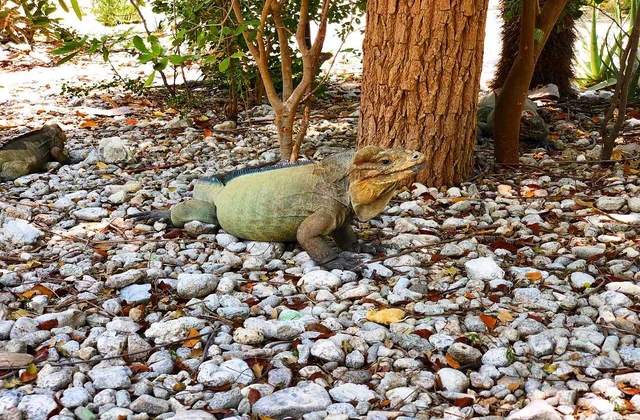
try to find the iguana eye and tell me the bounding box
[380,159,391,165]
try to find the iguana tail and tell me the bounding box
[169,178,222,227]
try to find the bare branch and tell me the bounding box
[231,0,282,109]
[272,3,294,100]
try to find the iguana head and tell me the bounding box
[349,146,426,221]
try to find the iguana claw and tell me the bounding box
[126,210,172,225]
[321,253,362,271]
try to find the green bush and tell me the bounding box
[91,0,140,26]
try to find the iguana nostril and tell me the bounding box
[412,153,421,160]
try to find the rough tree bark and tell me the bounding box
[357,0,489,187]
[493,0,568,164]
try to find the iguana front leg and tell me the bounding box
[331,224,360,252]
[297,210,361,271]
[50,146,70,163]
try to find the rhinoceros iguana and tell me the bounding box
[129,146,426,269]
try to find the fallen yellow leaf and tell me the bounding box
[497,309,515,322]
[366,308,405,325]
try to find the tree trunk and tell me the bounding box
[357,0,490,187]
[275,110,294,159]
[490,0,577,98]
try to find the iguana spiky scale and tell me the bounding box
[129,146,426,269]
[0,124,69,180]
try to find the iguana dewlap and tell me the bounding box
[129,146,426,269]
[0,124,69,180]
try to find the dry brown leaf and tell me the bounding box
[248,388,261,406]
[479,313,497,331]
[183,329,200,348]
[497,309,515,322]
[445,353,460,369]
[21,285,55,299]
[80,119,98,128]
[525,271,542,282]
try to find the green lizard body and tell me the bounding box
[0,124,69,180]
[130,146,426,269]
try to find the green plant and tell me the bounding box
[91,0,141,26]
[578,0,640,93]
[0,0,79,44]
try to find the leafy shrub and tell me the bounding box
[91,0,141,26]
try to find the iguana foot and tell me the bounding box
[321,253,363,271]
[523,137,557,150]
[126,210,172,225]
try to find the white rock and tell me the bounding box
[220,359,255,385]
[73,207,109,221]
[177,273,218,298]
[311,339,345,362]
[437,368,469,393]
[253,382,332,418]
[88,366,132,389]
[1,219,43,246]
[570,272,595,289]
[329,383,375,402]
[506,400,562,420]
[595,197,626,211]
[300,270,342,292]
[145,317,207,344]
[606,281,640,297]
[465,257,504,281]
[232,327,264,345]
[98,136,131,163]
[17,394,58,419]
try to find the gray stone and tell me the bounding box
[1,219,43,246]
[465,257,504,281]
[17,394,58,420]
[482,347,513,367]
[437,368,469,393]
[329,383,375,402]
[105,270,145,289]
[88,366,131,390]
[98,137,131,163]
[311,339,345,363]
[207,387,242,410]
[528,334,555,358]
[619,346,640,367]
[506,400,562,420]
[595,197,626,211]
[129,395,170,415]
[447,343,482,366]
[177,273,218,298]
[253,382,331,418]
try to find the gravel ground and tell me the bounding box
[1,9,640,420]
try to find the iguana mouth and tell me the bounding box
[411,162,426,172]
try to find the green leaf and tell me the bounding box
[230,51,244,59]
[168,54,186,65]
[144,71,156,87]
[154,57,169,71]
[533,28,544,44]
[219,56,230,72]
[102,45,109,62]
[56,51,80,65]
[70,0,82,19]
[132,36,148,53]
[57,0,69,13]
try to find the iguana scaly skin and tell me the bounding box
[129,146,426,269]
[477,92,552,147]
[0,124,69,180]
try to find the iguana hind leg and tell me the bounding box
[0,161,31,180]
[128,199,218,228]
